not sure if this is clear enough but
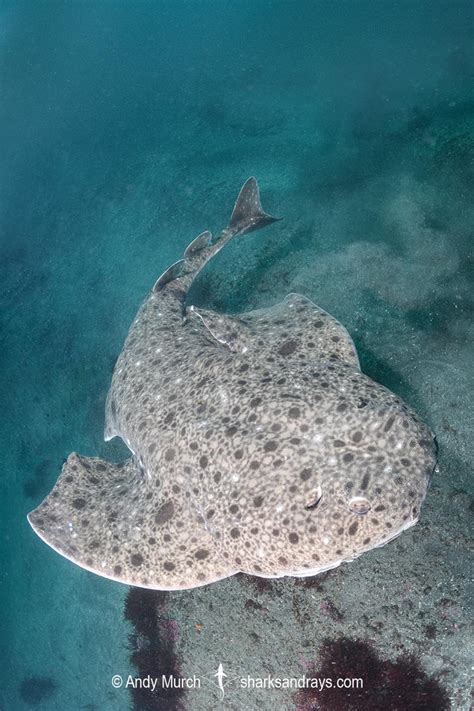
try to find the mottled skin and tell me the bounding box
[28,178,437,590]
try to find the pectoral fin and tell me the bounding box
[28,454,234,590]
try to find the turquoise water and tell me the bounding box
[1,1,472,709]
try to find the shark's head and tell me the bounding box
[194,358,437,578]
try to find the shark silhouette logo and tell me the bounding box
[199,661,238,700]
[214,663,227,700]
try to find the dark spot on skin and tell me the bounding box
[131,553,144,567]
[264,440,278,452]
[214,472,221,484]
[195,549,209,560]
[114,565,122,575]
[96,463,107,472]
[278,340,298,356]
[401,458,411,467]
[163,561,175,571]
[374,504,386,512]
[334,440,345,447]
[352,431,363,443]
[289,407,301,418]
[249,397,262,408]
[154,501,174,525]
[253,495,264,507]
[360,473,370,490]
[199,455,208,468]
[348,522,358,536]
[164,412,174,425]
[230,528,240,539]
[250,460,260,470]
[164,448,175,461]
[300,468,312,481]
[384,416,395,432]
[234,449,243,459]
[343,453,354,463]
[72,497,86,510]
[289,532,299,544]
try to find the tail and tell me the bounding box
[229,176,280,234]
[153,177,280,291]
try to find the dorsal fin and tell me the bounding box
[184,230,212,259]
[229,177,281,234]
[153,259,185,291]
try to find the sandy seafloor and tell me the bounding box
[0,1,473,709]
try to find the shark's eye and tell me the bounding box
[305,485,322,510]
[348,496,371,515]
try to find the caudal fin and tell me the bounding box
[229,177,281,234]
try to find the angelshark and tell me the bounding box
[28,178,437,589]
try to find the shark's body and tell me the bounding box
[28,178,437,590]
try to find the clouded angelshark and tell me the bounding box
[28,178,437,590]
